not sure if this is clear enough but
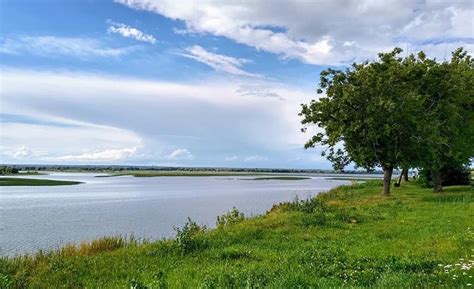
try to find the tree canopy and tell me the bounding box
[300,48,473,195]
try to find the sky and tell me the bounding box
[0,0,473,169]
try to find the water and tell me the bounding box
[0,172,357,256]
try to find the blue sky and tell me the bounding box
[1,0,473,168]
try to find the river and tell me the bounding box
[0,172,366,256]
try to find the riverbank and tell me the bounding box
[1,181,472,288]
[0,178,81,186]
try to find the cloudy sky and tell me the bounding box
[1,0,473,168]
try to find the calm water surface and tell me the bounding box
[0,172,356,256]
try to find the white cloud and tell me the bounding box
[0,68,317,166]
[0,121,143,164]
[107,21,156,44]
[56,147,137,161]
[173,27,189,35]
[244,155,268,162]
[0,36,132,58]
[167,148,194,160]
[116,0,474,65]
[180,45,260,77]
[236,84,285,100]
[224,155,238,161]
[12,146,33,158]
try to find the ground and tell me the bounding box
[1,180,473,288]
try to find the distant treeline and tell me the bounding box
[0,164,383,174]
[0,166,19,175]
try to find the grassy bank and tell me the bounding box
[0,178,81,186]
[1,181,473,288]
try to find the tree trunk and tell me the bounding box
[431,169,443,193]
[402,169,409,182]
[382,166,393,196]
[395,168,404,188]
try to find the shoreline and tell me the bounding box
[2,181,472,287]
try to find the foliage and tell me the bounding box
[288,195,327,213]
[216,207,245,228]
[0,166,19,175]
[323,148,351,172]
[174,218,206,254]
[300,47,474,193]
[419,164,471,188]
[414,49,474,191]
[2,181,472,288]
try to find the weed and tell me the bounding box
[216,207,245,228]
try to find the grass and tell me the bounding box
[0,178,81,186]
[245,176,311,181]
[328,177,378,181]
[1,181,473,288]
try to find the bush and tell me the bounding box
[174,217,206,254]
[216,207,245,228]
[287,196,327,213]
[419,164,471,188]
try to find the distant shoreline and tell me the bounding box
[0,164,385,175]
[0,177,82,186]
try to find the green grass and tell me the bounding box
[0,178,81,186]
[245,176,311,181]
[327,177,378,181]
[1,181,473,288]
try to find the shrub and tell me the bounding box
[216,207,245,228]
[287,196,327,213]
[174,217,206,254]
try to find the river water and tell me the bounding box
[0,172,361,256]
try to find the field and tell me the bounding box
[0,178,81,186]
[1,180,473,288]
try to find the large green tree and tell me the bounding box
[300,48,473,195]
[415,49,474,192]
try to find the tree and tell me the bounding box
[415,48,474,192]
[300,48,473,194]
[300,48,430,196]
[0,166,19,175]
